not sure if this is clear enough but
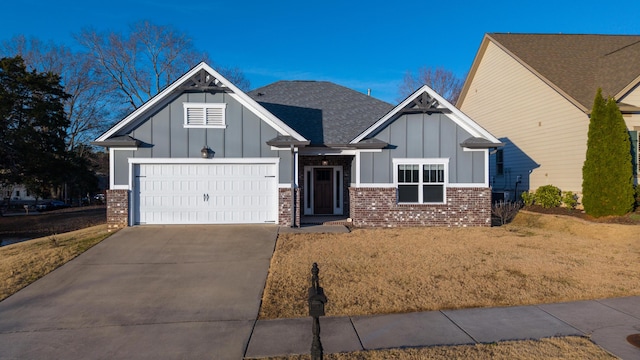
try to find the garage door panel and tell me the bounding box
[134,162,277,225]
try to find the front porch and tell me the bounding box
[298,155,353,218]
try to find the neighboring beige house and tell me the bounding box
[458,33,640,200]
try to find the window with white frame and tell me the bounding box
[395,159,447,204]
[183,103,227,128]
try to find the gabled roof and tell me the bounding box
[248,81,393,146]
[94,62,306,143]
[460,33,640,113]
[352,85,502,147]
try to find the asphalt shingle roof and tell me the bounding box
[488,33,640,111]
[248,81,393,145]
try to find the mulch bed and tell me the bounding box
[524,205,640,225]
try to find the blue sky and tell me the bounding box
[2,0,639,103]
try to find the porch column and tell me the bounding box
[291,145,299,228]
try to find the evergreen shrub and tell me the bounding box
[535,185,561,208]
[562,191,578,209]
[582,89,635,217]
[521,191,535,206]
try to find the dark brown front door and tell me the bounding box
[313,168,333,214]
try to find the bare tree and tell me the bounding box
[398,66,464,104]
[1,36,109,152]
[77,21,250,114]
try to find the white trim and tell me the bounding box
[452,183,489,188]
[303,166,344,215]
[293,147,299,187]
[271,146,292,151]
[298,148,382,156]
[392,158,449,205]
[354,151,361,186]
[350,183,395,188]
[129,166,137,225]
[96,62,307,142]
[484,149,490,188]
[351,85,501,145]
[127,157,280,165]
[110,147,137,190]
[350,183,487,188]
[393,158,449,164]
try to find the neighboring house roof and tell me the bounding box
[94,62,306,144]
[459,33,640,113]
[353,85,503,147]
[248,81,394,146]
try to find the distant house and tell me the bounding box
[458,33,640,200]
[1,184,36,202]
[93,62,502,229]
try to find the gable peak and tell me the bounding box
[178,67,230,92]
[402,90,451,115]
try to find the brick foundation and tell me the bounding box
[279,188,301,227]
[349,187,491,227]
[106,189,129,231]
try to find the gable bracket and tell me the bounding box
[177,69,232,92]
[400,92,450,114]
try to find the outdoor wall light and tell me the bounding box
[201,146,209,159]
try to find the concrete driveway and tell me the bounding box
[0,225,279,360]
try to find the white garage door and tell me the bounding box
[133,161,278,225]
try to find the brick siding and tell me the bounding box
[106,189,129,231]
[349,187,491,227]
[279,188,300,227]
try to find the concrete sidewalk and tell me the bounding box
[245,296,640,359]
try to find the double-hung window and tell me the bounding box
[183,103,227,128]
[395,159,448,204]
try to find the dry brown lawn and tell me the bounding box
[0,225,111,301]
[258,336,616,359]
[261,211,640,319]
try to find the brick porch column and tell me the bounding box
[106,189,129,231]
[279,188,301,227]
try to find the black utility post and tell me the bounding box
[308,263,327,360]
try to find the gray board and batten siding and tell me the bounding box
[111,91,292,187]
[359,113,486,184]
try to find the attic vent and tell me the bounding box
[183,103,227,128]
